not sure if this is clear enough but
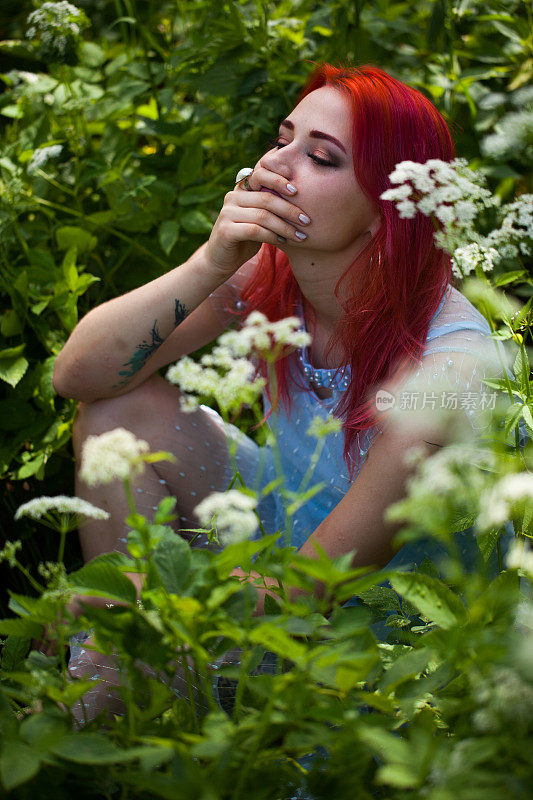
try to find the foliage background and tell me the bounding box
[0,0,531,611]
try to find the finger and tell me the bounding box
[226,191,311,233]
[230,221,305,247]
[236,166,297,198]
[228,206,308,243]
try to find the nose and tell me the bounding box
[258,145,293,181]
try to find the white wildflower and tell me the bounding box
[434,204,456,225]
[481,111,533,164]
[166,312,310,416]
[381,158,497,256]
[79,427,150,487]
[477,472,533,532]
[487,195,533,259]
[218,312,311,359]
[396,199,417,219]
[194,489,258,544]
[26,2,88,38]
[5,70,40,85]
[27,144,62,175]
[179,394,200,414]
[407,443,497,500]
[15,495,109,521]
[453,242,499,277]
[506,538,533,575]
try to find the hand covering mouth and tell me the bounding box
[260,186,283,198]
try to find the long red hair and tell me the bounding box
[237,63,456,481]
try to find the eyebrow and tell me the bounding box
[279,119,347,154]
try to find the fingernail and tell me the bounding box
[295,230,307,240]
[298,213,310,225]
[286,183,297,194]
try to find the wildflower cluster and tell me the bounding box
[386,442,499,537]
[217,311,311,359]
[15,495,109,521]
[27,145,63,175]
[380,158,501,277]
[486,194,533,261]
[79,428,150,487]
[381,157,494,225]
[477,472,533,532]
[166,312,311,416]
[481,85,533,165]
[194,489,258,545]
[452,242,499,277]
[472,666,533,734]
[25,2,89,63]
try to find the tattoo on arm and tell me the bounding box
[112,298,190,388]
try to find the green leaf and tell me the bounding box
[0,636,31,670]
[158,220,180,255]
[50,733,151,764]
[20,711,69,750]
[0,310,23,337]
[80,41,106,67]
[61,246,78,291]
[0,740,41,790]
[494,270,528,286]
[389,572,466,630]
[180,210,213,234]
[68,561,137,605]
[0,355,28,388]
[263,592,282,616]
[513,345,530,395]
[522,404,533,434]
[151,531,191,594]
[178,187,221,205]
[477,527,500,562]
[249,623,306,663]
[379,646,432,692]
[178,143,203,187]
[0,617,42,637]
[55,226,97,253]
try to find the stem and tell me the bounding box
[180,645,199,732]
[496,535,503,573]
[266,363,292,547]
[57,522,67,564]
[14,561,45,594]
[297,437,325,495]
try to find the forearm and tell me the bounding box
[52,243,226,402]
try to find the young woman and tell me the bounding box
[51,63,517,722]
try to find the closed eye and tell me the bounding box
[267,137,336,168]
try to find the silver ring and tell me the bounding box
[235,167,253,184]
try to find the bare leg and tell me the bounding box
[72,372,243,560]
[67,372,275,725]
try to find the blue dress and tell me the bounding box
[224,282,528,573]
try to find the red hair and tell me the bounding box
[238,63,456,481]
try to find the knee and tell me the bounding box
[72,373,173,450]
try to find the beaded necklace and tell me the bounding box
[295,300,351,392]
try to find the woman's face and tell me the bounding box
[254,85,381,258]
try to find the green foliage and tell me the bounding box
[0,492,532,798]
[0,1,532,797]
